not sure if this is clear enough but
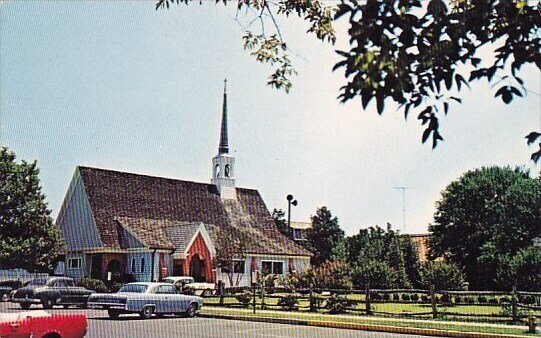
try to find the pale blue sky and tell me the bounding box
[1,1,539,235]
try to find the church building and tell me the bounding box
[56,81,311,286]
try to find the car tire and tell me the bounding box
[42,298,55,309]
[20,302,31,310]
[186,303,197,318]
[140,306,154,319]
[108,310,120,319]
[1,293,9,302]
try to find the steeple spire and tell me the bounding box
[219,79,229,154]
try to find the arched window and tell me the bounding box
[140,257,145,273]
[225,164,230,177]
[131,258,136,273]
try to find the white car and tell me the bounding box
[162,276,215,296]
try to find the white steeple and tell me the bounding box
[211,79,236,199]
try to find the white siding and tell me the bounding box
[217,255,310,287]
[65,253,86,279]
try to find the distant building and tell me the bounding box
[56,81,311,286]
[290,221,311,241]
[406,234,431,263]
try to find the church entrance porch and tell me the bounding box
[189,255,206,282]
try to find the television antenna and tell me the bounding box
[393,187,413,233]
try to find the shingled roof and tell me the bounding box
[78,166,311,257]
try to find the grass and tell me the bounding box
[201,306,539,337]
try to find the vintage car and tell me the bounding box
[0,310,88,338]
[10,277,95,309]
[87,282,203,319]
[162,276,215,296]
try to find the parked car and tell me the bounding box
[87,282,203,319]
[0,310,88,338]
[162,276,215,296]
[10,277,95,310]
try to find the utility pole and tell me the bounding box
[393,187,413,233]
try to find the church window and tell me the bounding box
[225,164,230,177]
[140,257,145,273]
[261,261,284,275]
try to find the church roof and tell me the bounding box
[78,166,311,257]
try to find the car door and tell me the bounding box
[54,279,69,304]
[65,279,81,304]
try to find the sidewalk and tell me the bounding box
[200,307,537,338]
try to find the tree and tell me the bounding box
[213,224,248,287]
[306,206,344,266]
[496,246,541,291]
[156,0,541,162]
[271,208,292,239]
[345,225,421,288]
[0,147,63,272]
[350,259,398,289]
[419,261,465,290]
[429,166,541,290]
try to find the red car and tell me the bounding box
[0,310,87,338]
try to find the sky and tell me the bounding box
[1,1,540,236]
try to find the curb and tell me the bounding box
[199,312,531,338]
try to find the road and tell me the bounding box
[1,301,438,338]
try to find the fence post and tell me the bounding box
[260,283,265,310]
[430,285,437,319]
[511,285,517,323]
[365,284,372,315]
[309,286,315,312]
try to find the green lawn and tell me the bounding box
[204,295,540,324]
[201,307,539,337]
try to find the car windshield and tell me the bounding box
[118,284,148,293]
[28,279,48,286]
[162,278,174,284]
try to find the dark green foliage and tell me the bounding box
[0,147,63,272]
[477,296,487,304]
[421,295,429,303]
[419,261,464,291]
[488,298,498,305]
[518,295,535,305]
[346,225,420,289]
[410,293,419,302]
[306,207,344,266]
[496,246,541,291]
[235,291,252,307]
[277,294,299,311]
[77,278,107,293]
[499,297,511,304]
[326,294,350,314]
[465,297,475,304]
[351,259,397,289]
[453,296,462,304]
[429,166,540,290]
[392,293,401,302]
[401,293,411,302]
[271,208,292,239]
[157,0,541,162]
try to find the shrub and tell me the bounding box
[382,293,390,301]
[477,296,487,304]
[326,294,350,314]
[419,261,465,290]
[499,296,511,304]
[277,294,299,311]
[454,296,462,304]
[107,282,123,293]
[519,295,535,304]
[440,294,450,304]
[392,294,401,302]
[235,292,252,307]
[401,293,411,301]
[351,260,397,289]
[465,297,475,304]
[410,293,419,302]
[421,295,429,303]
[488,298,498,305]
[77,278,107,293]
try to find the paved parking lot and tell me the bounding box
[1,301,436,338]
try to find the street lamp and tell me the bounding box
[286,194,298,230]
